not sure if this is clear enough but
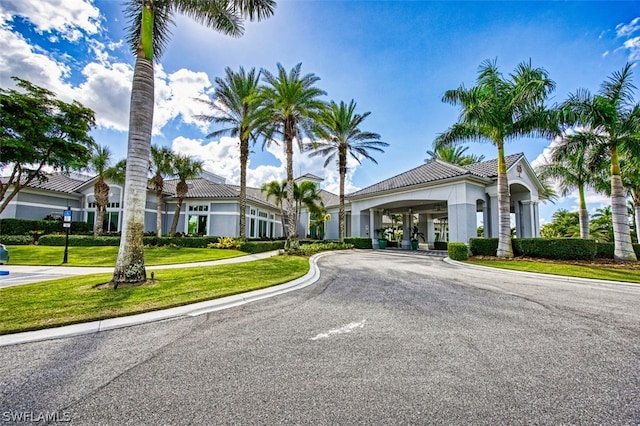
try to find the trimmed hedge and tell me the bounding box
[239,240,286,254]
[0,218,92,235]
[433,241,448,250]
[143,236,220,248]
[469,238,498,256]
[38,235,121,246]
[344,237,373,249]
[0,235,34,245]
[513,238,596,260]
[448,242,469,261]
[595,242,614,259]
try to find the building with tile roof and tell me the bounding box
[1,152,543,245]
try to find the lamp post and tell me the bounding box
[62,207,72,264]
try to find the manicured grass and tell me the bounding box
[465,258,640,284]
[0,256,309,335]
[5,245,245,266]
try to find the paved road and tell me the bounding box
[1,251,639,425]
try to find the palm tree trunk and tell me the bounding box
[112,56,153,286]
[577,184,589,239]
[284,121,296,249]
[339,153,347,241]
[496,143,513,258]
[633,190,640,244]
[170,197,184,235]
[239,140,248,238]
[610,148,637,260]
[156,189,163,237]
[94,179,109,236]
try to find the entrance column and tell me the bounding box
[447,202,477,243]
[426,215,435,248]
[401,212,412,249]
[370,210,378,248]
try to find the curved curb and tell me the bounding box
[443,256,640,288]
[0,252,329,347]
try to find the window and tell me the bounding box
[87,211,119,232]
[188,215,208,235]
[188,205,208,212]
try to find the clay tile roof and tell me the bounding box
[21,173,88,193]
[163,179,239,199]
[463,152,524,178]
[348,159,476,198]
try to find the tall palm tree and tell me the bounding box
[260,179,287,237]
[559,63,640,261]
[150,145,173,237]
[114,0,275,285]
[169,154,203,235]
[537,133,597,239]
[309,100,387,241]
[425,145,484,166]
[88,145,112,236]
[259,63,326,249]
[196,67,263,239]
[435,59,555,258]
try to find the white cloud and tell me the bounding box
[171,136,363,194]
[73,62,134,131]
[153,66,213,135]
[0,24,72,92]
[0,0,101,41]
[623,36,640,62]
[616,17,640,38]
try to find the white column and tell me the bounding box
[401,212,412,249]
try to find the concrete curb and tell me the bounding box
[443,256,640,288]
[0,252,329,347]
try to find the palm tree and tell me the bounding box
[169,154,203,235]
[540,209,580,238]
[293,180,322,237]
[114,0,275,285]
[590,205,614,242]
[196,67,263,239]
[259,63,326,249]
[150,145,173,237]
[88,144,112,236]
[537,133,596,239]
[260,179,287,237]
[559,63,640,261]
[435,59,555,258]
[425,145,485,166]
[309,100,388,241]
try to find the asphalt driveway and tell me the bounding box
[1,250,638,425]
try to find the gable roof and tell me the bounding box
[348,153,525,199]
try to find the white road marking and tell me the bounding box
[310,319,366,340]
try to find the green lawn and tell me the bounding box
[6,245,245,266]
[0,256,309,335]
[465,258,640,284]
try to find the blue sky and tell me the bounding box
[1,0,639,224]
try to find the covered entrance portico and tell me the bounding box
[348,153,544,249]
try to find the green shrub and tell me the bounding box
[38,235,121,246]
[434,241,448,250]
[344,237,373,249]
[239,240,286,254]
[469,238,498,256]
[208,237,243,250]
[595,242,614,259]
[635,244,640,258]
[512,238,596,260]
[0,218,92,235]
[0,235,34,245]
[447,242,468,261]
[285,242,354,256]
[142,236,219,248]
